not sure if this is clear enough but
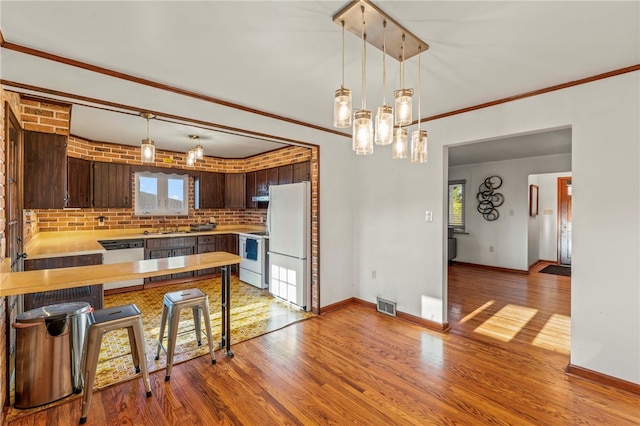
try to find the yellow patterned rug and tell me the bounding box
[94,276,314,389]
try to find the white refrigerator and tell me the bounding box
[267,181,311,311]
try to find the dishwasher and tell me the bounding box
[98,239,145,291]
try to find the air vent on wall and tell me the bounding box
[376,297,397,317]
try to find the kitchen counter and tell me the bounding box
[0,251,241,297]
[24,226,266,260]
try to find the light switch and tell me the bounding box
[425,210,433,222]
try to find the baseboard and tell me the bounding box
[353,298,449,332]
[451,260,528,275]
[566,364,640,396]
[320,297,356,314]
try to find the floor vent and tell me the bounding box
[376,297,397,317]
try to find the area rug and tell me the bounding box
[94,276,314,389]
[539,265,571,277]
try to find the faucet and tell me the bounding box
[158,217,167,233]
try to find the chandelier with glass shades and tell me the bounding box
[332,0,429,163]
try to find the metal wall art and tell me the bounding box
[477,175,504,221]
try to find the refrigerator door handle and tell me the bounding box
[266,200,271,235]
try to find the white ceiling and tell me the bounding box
[1,1,638,160]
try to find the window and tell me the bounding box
[135,171,189,216]
[448,180,466,230]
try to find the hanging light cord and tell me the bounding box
[361,5,366,110]
[382,20,387,105]
[146,116,150,139]
[341,20,345,89]
[417,45,422,131]
[400,34,406,90]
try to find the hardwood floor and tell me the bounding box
[7,263,639,425]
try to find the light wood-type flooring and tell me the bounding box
[7,264,639,425]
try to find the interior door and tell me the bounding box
[5,102,24,405]
[558,176,572,265]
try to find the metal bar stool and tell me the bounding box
[79,304,152,424]
[155,288,216,381]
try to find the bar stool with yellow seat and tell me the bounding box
[79,303,152,424]
[155,288,216,381]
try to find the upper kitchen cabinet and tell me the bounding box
[195,171,225,209]
[245,171,257,209]
[267,168,279,190]
[293,161,311,183]
[278,164,293,185]
[225,173,246,209]
[67,157,92,208]
[24,130,67,209]
[93,161,131,208]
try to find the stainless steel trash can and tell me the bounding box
[13,302,91,408]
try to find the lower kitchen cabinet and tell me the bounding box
[144,236,197,284]
[196,234,239,276]
[196,235,219,276]
[23,254,104,310]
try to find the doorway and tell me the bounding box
[557,177,572,265]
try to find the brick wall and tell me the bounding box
[32,136,312,232]
[20,97,70,135]
[66,135,312,173]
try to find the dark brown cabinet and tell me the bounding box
[24,130,67,209]
[196,235,219,276]
[278,164,293,185]
[196,171,225,209]
[245,171,257,209]
[256,169,269,195]
[24,254,104,310]
[267,168,279,190]
[225,173,246,209]
[144,236,197,283]
[220,233,239,274]
[293,161,311,183]
[67,157,92,208]
[93,162,131,208]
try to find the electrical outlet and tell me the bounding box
[371,270,377,279]
[209,216,216,223]
[489,246,494,252]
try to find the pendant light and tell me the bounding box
[187,148,196,166]
[375,20,393,145]
[191,135,204,160]
[392,127,408,159]
[333,20,352,128]
[140,112,155,164]
[353,5,373,155]
[394,34,413,126]
[411,46,428,163]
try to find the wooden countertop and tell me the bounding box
[0,252,241,297]
[25,226,266,259]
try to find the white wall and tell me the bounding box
[318,138,355,307]
[351,71,640,384]
[449,154,570,270]
[533,172,573,261]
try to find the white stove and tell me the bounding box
[238,233,267,289]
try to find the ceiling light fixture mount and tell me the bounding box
[140,112,156,164]
[332,0,428,60]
